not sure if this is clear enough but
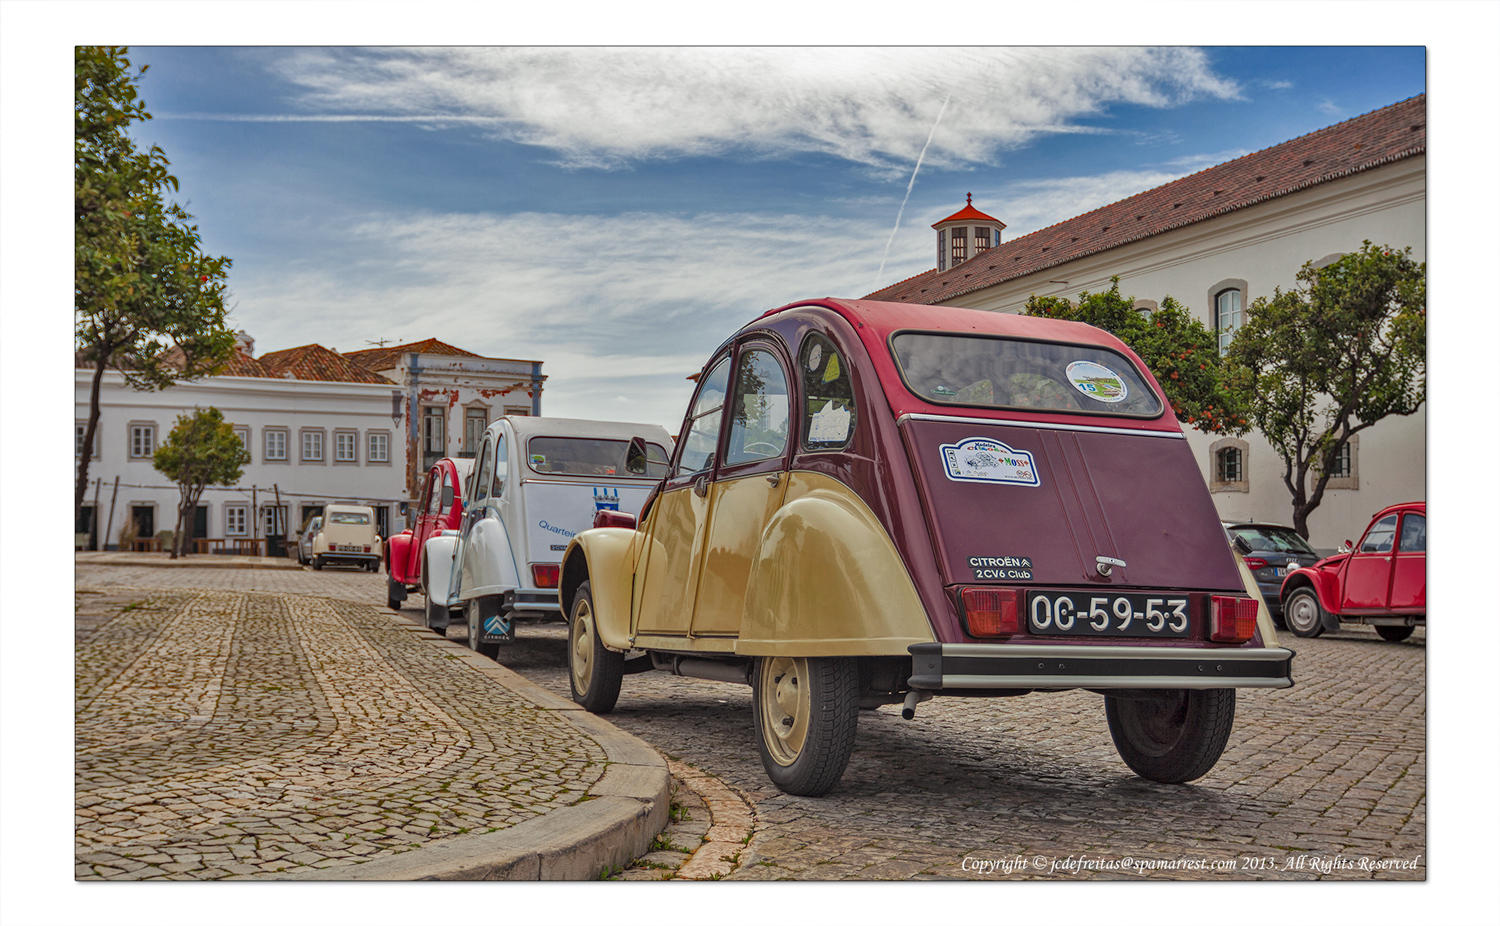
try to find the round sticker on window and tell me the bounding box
[1065,360,1128,403]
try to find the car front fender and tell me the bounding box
[1280,563,1339,616]
[560,528,641,652]
[736,472,935,657]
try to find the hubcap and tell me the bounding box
[570,600,594,693]
[759,656,810,766]
[1123,691,1189,757]
[1288,594,1318,632]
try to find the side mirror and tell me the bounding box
[1232,535,1252,556]
[625,436,649,475]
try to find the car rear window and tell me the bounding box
[1229,525,1316,555]
[527,437,669,478]
[890,332,1163,418]
[328,512,370,525]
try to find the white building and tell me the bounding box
[75,335,545,550]
[868,96,1425,549]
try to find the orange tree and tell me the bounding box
[76,46,235,523]
[1025,279,1248,435]
[152,408,251,558]
[1225,243,1425,538]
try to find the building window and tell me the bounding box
[76,421,100,459]
[1209,437,1249,493]
[261,504,287,537]
[226,504,248,536]
[422,405,447,470]
[1209,279,1248,356]
[1317,433,1359,490]
[128,422,156,459]
[462,407,488,458]
[503,405,531,417]
[301,429,325,463]
[233,426,251,462]
[937,229,947,272]
[368,430,390,464]
[264,428,288,462]
[950,226,968,266]
[334,430,358,463]
[974,226,991,253]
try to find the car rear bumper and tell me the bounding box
[503,587,561,614]
[907,642,1294,691]
[319,552,379,566]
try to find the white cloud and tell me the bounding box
[265,47,1241,171]
[232,207,934,429]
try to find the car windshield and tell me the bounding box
[1229,525,1316,555]
[527,437,669,478]
[328,512,370,525]
[890,333,1163,418]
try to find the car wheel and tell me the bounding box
[1376,625,1414,642]
[751,655,859,797]
[312,556,324,571]
[386,577,403,611]
[466,597,501,659]
[425,594,450,635]
[568,581,622,713]
[1105,688,1235,783]
[1283,587,1325,637]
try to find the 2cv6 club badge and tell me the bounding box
[558,298,1293,796]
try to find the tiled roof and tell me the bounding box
[257,344,395,385]
[867,95,1426,303]
[156,345,276,378]
[342,338,481,372]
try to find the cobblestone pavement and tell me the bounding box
[494,623,1425,882]
[77,563,1424,882]
[74,565,606,880]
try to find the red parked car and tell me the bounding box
[385,457,474,613]
[1279,501,1425,641]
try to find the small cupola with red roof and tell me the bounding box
[933,193,1004,272]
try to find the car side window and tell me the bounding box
[724,347,791,466]
[1397,513,1425,552]
[472,437,492,503]
[426,472,443,515]
[1360,514,1398,553]
[799,333,856,451]
[492,432,508,497]
[675,355,731,477]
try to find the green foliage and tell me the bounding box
[1025,279,1247,434]
[153,407,250,556]
[75,47,236,517]
[1225,242,1426,537]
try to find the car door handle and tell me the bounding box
[765,472,781,487]
[693,474,709,498]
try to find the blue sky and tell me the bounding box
[120,46,1425,430]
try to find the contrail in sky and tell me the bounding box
[871,94,950,296]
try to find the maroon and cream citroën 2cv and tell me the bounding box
[560,298,1293,796]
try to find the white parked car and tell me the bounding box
[422,416,673,654]
[309,504,382,571]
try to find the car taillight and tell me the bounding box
[1242,556,1268,570]
[961,587,1020,637]
[363,545,370,552]
[1210,595,1258,643]
[531,564,560,588]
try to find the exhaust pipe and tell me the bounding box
[901,690,933,720]
[652,654,752,686]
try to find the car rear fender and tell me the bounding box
[421,532,461,607]
[560,528,641,651]
[1231,547,1280,647]
[736,472,936,657]
[386,530,415,584]
[457,512,520,600]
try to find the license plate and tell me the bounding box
[1274,567,1286,577]
[1026,591,1190,638]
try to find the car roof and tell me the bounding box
[325,503,374,513]
[745,297,1178,432]
[503,415,673,445]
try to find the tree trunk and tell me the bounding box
[75,357,108,525]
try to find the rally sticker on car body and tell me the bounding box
[939,437,1040,486]
[1065,360,1128,403]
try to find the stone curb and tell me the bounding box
[287,617,670,881]
[74,552,303,571]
